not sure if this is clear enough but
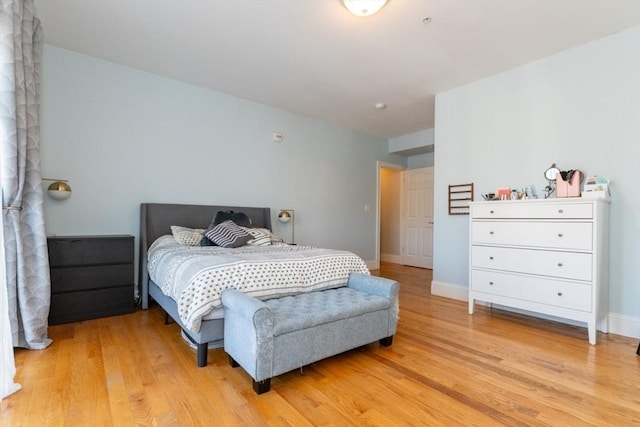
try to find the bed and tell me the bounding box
[139,203,369,367]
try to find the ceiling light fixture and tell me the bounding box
[342,0,389,17]
[374,102,386,110]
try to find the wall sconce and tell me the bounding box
[42,178,72,200]
[278,209,295,244]
[342,0,389,17]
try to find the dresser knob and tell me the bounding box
[489,231,494,235]
[557,262,563,267]
[489,256,494,260]
[558,209,564,213]
[558,233,563,238]
[489,281,494,285]
[490,210,494,214]
[557,292,563,296]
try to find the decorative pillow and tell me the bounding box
[212,210,252,228]
[205,220,251,248]
[170,226,205,246]
[241,227,273,246]
[270,233,285,244]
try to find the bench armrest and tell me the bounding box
[221,289,270,321]
[221,289,274,381]
[347,273,399,336]
[348,273,399,299]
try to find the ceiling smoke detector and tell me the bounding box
[374,103,386,110]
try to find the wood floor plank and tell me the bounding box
[3,263,639,426]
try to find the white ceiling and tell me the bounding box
[34,0,640,139]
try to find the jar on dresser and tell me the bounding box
[468,198,609,344]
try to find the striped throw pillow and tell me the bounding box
[205,220,251,248]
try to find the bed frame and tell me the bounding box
[139,203,272,367]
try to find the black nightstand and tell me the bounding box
[47,235,135,325]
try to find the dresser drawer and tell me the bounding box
[471,245,592,281]
[471,221,593,250]
[48,236,133,266]
[50,264,134,293]
[471,269,592,312]
[49,286,133,325]
[471,202,593,219]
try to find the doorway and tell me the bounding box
[379,166,403,265]
[377,163,434,270]
[400,167,434,269]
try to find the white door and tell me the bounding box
[401,167,434,269]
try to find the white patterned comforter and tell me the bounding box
[147,236,370,332]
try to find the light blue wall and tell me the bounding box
[433,26,640,321]
[389,128,434,153]
[389,128,435,168]
[407,152,434,169]
[40,45,406,267]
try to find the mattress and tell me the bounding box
[147,236,370,332]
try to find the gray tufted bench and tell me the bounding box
[221,273,399,394]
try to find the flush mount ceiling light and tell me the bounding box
[342,0,389,17]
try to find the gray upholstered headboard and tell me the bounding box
[139,203,271,309]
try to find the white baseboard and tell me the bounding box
[365,259,379,270]
[381,253,401,264]
[431,280,468,301]
[430,280,640,340]
[608,312,640,339]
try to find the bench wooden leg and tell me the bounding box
[379,336,393,346]
[163,311,173,325]
[228,355,270,394]
[229,355,239,367]
[253,378,271,394]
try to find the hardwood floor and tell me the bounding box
[2,263,639,426]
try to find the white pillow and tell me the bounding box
[242,227,273,246]
[171,226,205,246]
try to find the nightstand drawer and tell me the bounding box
[49,286,133,325]
[50,264,134,293]
[48,235,133,266]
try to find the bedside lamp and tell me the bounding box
[278,209,295,244]
[43,178,72,200]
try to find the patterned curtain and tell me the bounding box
[0,0,51,400]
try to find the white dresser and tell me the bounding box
[468,198,609,344]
